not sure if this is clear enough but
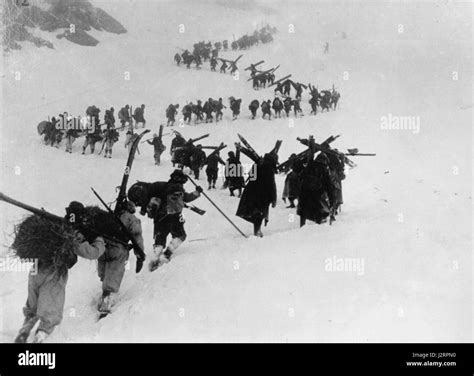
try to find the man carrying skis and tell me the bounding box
[97,200,144,315]
[236,152,278,237]
[170,132,186,166]
[225,150,245,197]
[133,104,146,128]
[166,104,179,127]
[147,133,166,165]
[261,99,272,119]
[248,99,260,119]
[148,170,203,271]
[203,150,225,190]
[118,105,132,128]
[219,59,228,73]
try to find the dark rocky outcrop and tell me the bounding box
[3,0,127,51]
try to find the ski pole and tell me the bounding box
[186,176,247,238]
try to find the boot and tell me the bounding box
[32,330,48,344]
[253,221,263,237]
[159,237,183,263]
[98,291,116,314]
[14,332,29,343]
[149,245,164,272]
[159,248,173,264]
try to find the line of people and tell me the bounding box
[173,25,277,70]
[164,91,339,127]
[169,132,245,194]
[37,104,147,158]
[165,96,243,126]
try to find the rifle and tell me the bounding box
[0,192,128,247]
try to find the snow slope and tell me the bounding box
[0,0,472,342]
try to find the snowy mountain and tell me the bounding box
[3,0,126,50]
[0,0,472,342]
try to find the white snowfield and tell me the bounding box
[0,0,472,342]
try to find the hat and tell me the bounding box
[316,152,329,164]
[65,201,85,223]
[127,184,146,205]
[170,169,187,183]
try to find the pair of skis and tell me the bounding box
[236,134,282,164]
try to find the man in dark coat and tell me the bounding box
[225,151,245,197]
[326,150,345,220]
[189,145,207,179]
[248,99,260,119]
[283,97,292,117]
[147,133,166,165]
[166,104,179,127]
[118,105,131,128]
[282,80,292,96]
[282,154,302,208]
[214,98,225,122]
[297,152,337,227]
[229,97,242,120]
[261,100,272,119]
[203,98,214,123]
[133,104,146,128]
[272,97,283,118]
[193,100,204,123]
[210,57,217,71]
[203,151,225,189]
[170,133,186,166]
[182,103,193,124]
[147,170,203,271]
[236,153,277,237]
[104,107,115,129]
